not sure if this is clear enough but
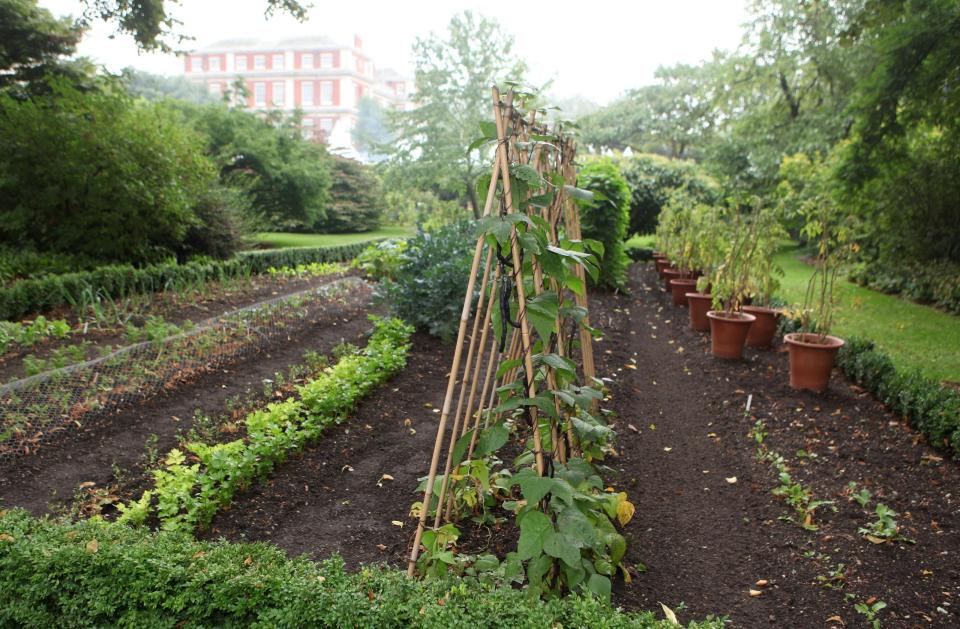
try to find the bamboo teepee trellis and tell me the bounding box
[407,86,597,575]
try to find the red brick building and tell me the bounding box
[182,35,410,159]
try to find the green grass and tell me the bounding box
[775,243,960,383]
[254,226,412,249]
[625,234,656,249]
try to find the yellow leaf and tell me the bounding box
[409,502,422,518]
[749,589,762,597]
[86,539,99,553]
[391,520,405,528]
[0,533,14,543]
[659,602,679,625]
[244,555,252,565]
[380,474,394,482]
[624,364,637,370]
[864,534,887,544]
[620,563,632,584]
[616,494,635,526]
[725,477,738,484]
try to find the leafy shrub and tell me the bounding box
[316,156,383,233]
[615,153,719,237]
[0,247,100,282]
[355,238,408,280]
[577,159,631,291]
[380,221,479,341]
[836,337,960,459]
[0,241,374,321]
[849,258,960,315]
[0,509,723,628]
[0,78,214,265]
[175,184,251,261]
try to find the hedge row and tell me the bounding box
[836,337,960,459]
[0,509,722,628]
[849,258,960,315]
[0,241,375,322]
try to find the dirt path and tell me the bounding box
[598,264,959,628]
[0,296,381,517]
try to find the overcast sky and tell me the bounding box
[39,0,750,105]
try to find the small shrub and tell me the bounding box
[355,238,408,280]
[577,159,631,291]
[380,221,479,341]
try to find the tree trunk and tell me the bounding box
[466,179,480,219]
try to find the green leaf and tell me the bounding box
[517,510,553,560]
[556,506,597,547]
[586,573,611,602]
[514,468,554,504]
[527,552,553,588]
[544,532,581,568]
[526,293,559,344]
[479,120,498,139]
[495,358,522,379]
[563,184,594,202]
[451,429,474,467]
[512,163,543,187]
[474,422,509,457]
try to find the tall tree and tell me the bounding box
[0,0,84,89]
[386,11,527,218]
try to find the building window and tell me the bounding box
[272,54,284,70]
[272,81,285,106]
[208,83,222,96]
[190,56,203,71]
[254,82,266,106]
[236,55,247,71]
[319,118,334,134]
[301,118,314,139]
[209,56,221,71]
[254,55,266,70]
[320,80,333,105]
[301,53,314,69]
[319,52,334,68]
[301,81,314,106]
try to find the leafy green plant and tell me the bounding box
[266,261,347,279]
[577,158,630,290]
[858,503,915,544]
[815,563,847,590]
[854,598,887,629]
[355,238,408,280]
[0,316,72,354]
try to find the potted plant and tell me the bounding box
[668,204,699,306]
[742,206,787,348]
[685,203,726,327]
[776,151,856,391]
[707,206,760,359]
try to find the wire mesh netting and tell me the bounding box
[0,276,372,461]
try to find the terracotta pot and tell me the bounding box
[686,293,712,331]
[707,310,755,359]
[662,268,689,289]
[742,305,781,349]
[655,259,670,276]
[784,333,845,392]
[669,278,698,306]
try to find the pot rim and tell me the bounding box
[784,332,845,349]
[685,291,712,299]
[706,310,756,323]
[741,305,782,316]
[669,278,698,287]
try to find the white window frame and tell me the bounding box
[272,81,285,106]
[301,53,314,69]
[272,53,285,70]
[209,56,221,71]
[301,81,314,106]
[190,56,203,71]
[319,80,333,106]
[235,55,248,71]
[254,82,266,106]
[254,55,266,70]
[319,52,334,68]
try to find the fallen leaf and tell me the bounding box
[826,615,844,625]
[663,447,672,452]
[864,534,887,544]
[649,423,656,430]
[376,544,387,551]
[341,465,354,473]
[0,533,14,542]
[244,555,252,565]
[624,364,637,370]
[86,539,99,554]
[380,474,395,482]
[404,418,412,427]
[755,579,768,587]
[726,477,738,484]
[659,602,679,625]
[628,424,639,433]
[749,589,762,597]
[78,481,96,488]
[391,520,405,528]
[616,494,636,526]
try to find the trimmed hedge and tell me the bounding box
[0,241,375,322]
[849,258,960,316]
[836,337,960,459]
[0,510,723,628]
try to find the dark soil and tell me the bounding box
[0,293,380,517]
[3,262,958,628]
[0,270,360,384]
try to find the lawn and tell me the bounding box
[774,243,960,384]
[625,234,656,249]
[254,226,412,249]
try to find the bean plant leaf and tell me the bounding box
[512,163,543,188]
[451,429,473,467]
[544,532,581,567]
[474,422,509,458]
[587,573,611,601]
[526,293,559,344]
[513,468,554,504]
[517,509,553,560]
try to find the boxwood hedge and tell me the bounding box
[0,509,723,628]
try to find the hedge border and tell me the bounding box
[0,509,723,628]
[0,241,378,322]
[836,336,960,459]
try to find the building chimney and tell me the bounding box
[354,34,363,49]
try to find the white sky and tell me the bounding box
[39,0,749,104]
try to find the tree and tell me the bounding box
[0,78,215,264]
[386,11,527,218]
[0,0,87,90]
[352,96,392,162]
[120,67,217,104]
[318,156,382,233]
